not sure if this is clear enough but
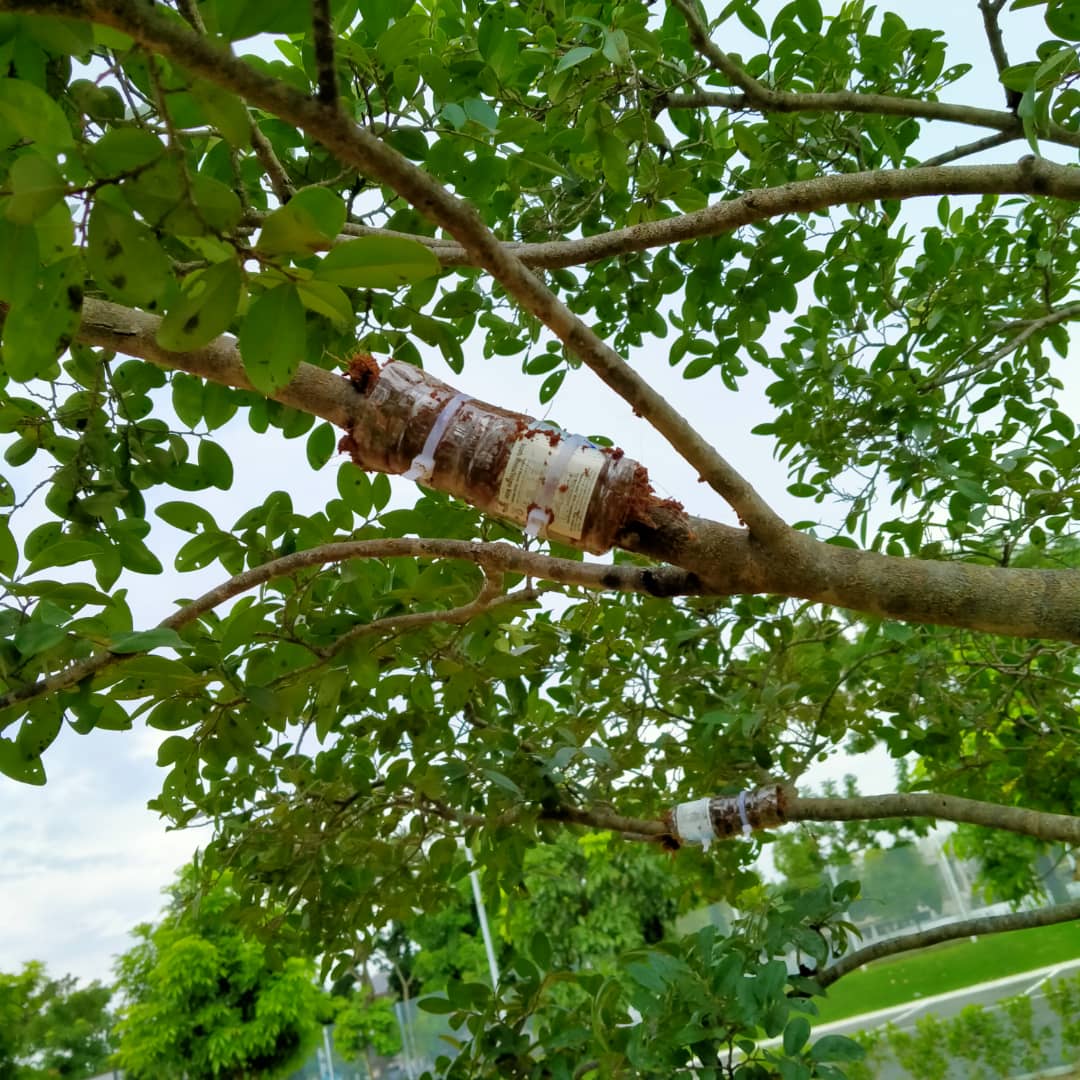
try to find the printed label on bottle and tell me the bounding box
[495,430,606,540]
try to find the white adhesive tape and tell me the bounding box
[402,393,472,483]
[737,789,753,839]
[674,797,714,852]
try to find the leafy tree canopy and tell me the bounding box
[0,960,114,1080]
[112,868,326,1080]
[0,0,1080,1073]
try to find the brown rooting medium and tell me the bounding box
[339,359,664,554]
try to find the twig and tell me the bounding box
[0,536,700,716]
[319,576,534,660]
[978,0,1021,111]
[666,0,1080,150]
[918,129,1018,168]
[815,899,1080,988]
[250,119,295,203]
[922,302,1080,391]
[311,0,337,106]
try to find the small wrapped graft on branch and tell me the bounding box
[338,355,667,554]
[665,786,789,849]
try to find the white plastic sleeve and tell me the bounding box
[673,797,715,852]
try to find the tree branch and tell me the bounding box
[667,0,1080,149]
[249,120,295,203]
[311,0,337,107]
[243,156,1080,273]
[815,899,1080,989]
[65,296,1080,643]
[918,130,1019,168]
[978,0,1021,111]
[49,0,789,544]
[666,786,1080,847]
[0,535,698,717]
[922,301,1080,391]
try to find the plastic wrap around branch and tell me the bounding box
[668,786,788,849]
[338,358,668,554]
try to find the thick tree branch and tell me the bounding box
[667,786,1080,847]
[67,297,1080,643]
[815,899,1080,988]
[39,0,788,545]
[668,0,1079,149]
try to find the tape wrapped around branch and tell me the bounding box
[338,357,667,554]
[668,785,789,849]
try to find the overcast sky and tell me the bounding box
[0,2,1063,986]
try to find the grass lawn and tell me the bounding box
[812,919,1080,1025]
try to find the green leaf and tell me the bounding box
[27,539,100,574]
[601,28,630,66]
[88,202,173,309]
[809,1035,865,1063]
[0,217,39,305]
[157,259,243,351]
[14,619,67,657]
[307,422,336,470]
[257,187,346,257]
[337,463,372,517]
[555,45,596,73]
[5,153,65,224]
[0,78,72,150]
[1047,0,1080,39]
[198,440,234,490]
[463,97,499,130]
[157,734,190,766]
[211,0,313,39]
[483,768,522,795]
[313,236,440,289]
[238,283,307,394]
[2,255,83,382]
[1018,86,1041,154]
[417,997,456,1015]
[296,279,353,328]
[0,517,17,576]
[156,500,218,534]
[0,737,46,785]
[190,81,250,145]
[109,628,189,653]
[87,128,165,176]
[783,1016,811,1056]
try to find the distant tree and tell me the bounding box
[112,869,324,1080]
[850,845,944,926]
[332,993,402,1077]
[372,831,698,999]
[0,961,113,1080]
